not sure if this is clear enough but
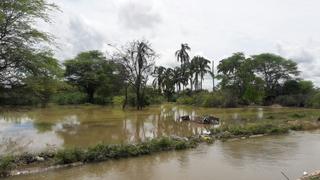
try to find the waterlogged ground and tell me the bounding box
[0,104,319,155]
[6,130,320,180]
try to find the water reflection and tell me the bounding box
[0,105,209,155]
[257,108,264,120]
[0,105,318,155]
[0,119,63,155]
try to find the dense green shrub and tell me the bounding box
[176,91,237,108]
[174,141,188,150]
[94,96,112,105]
[52,92,86,105]
[112,96,125,106]
[275,95,296,106]
[211,123,291,137]
[55,148,85,164]
[150,137,173,150]
[0,156,14,177]
[176,96,193,105]
[84,144,111,162]
[121,89,165,108]
[202,93,224,107]
[307,92,320,108]
[275,94,306,107]
[0,87,40,106]
[146,94,165,105]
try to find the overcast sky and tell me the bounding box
[42,0,320,88]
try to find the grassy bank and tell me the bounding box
[210,118,320,139]
[0,137,199,177]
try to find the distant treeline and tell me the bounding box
[0,0,319,109]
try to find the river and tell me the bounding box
[5,131,320,180]
[1,104,320,179]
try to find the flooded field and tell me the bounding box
[6,130,320,180]
[0,104,319,155]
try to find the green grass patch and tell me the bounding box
[290,113,306,118]
[309,176,320,180]
[0,156,14,177]
[210,121,307,139]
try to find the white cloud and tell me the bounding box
[118,1,162,30]
[276,41,320,85]
[44,0,320,87]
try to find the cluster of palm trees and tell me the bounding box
[152,44,212,96]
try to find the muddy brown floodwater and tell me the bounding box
[1,104,320,179]
[0,104,319,155]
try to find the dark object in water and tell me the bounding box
[180,115,220,124]
[193,115,220,125]
[180,115,190,121]
[202,116,220,125]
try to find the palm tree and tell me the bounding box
[198,57,211,90]
[181,63,193,90]
[191,57,200,90]
[175,43,191,65]
[162,68,175,100]
[163,68,175,90]
[152,66,166,93]
[172,67,188,92]
[173,67,182,92]
[191,56,211,90]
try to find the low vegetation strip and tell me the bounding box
[210,119,320,140]
[0,137,199,177]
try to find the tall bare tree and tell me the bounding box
[115,40,156,110]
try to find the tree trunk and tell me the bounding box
[200,76,203,90]
[122,85,128,110]
[40,97,48,108]
[195,74,198,91]
[136,87,141,110]
[86,88,95,104]
[158,82,161,94]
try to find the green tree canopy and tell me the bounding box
[24,53,63,107]
[0,0,58,86]
[217,52,265,104]
[64,50,121,103]
[252,53,299,99]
